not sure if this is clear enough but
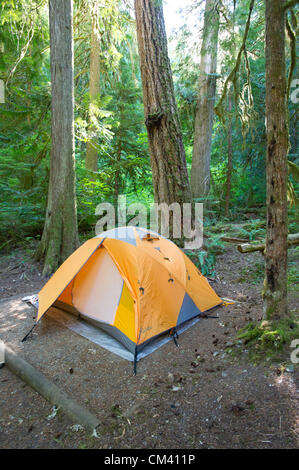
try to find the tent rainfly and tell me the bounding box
[25,227,223,373]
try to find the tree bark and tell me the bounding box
[85,16,101,178]
[134,0,192,236]
[263,0,289,319]
[114,139,122,206]
[225,90,233,216]
[191,0,220,199]
[35,0,79,275]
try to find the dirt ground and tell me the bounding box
[0,239,298,449]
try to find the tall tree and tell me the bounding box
[35,0,79,275]
[85,14,101,177]
[190,0,220,199]
[224,1,236,217]
[263,0,289,319]
[225,89,233,217]
[134,0,192,236]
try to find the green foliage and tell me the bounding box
[185,232,226,277]
[0,0,298,258]
[0,0,153,246]
[0,0,50,245]
[288,160,299,207]
[172,0,297,214]
[185,249,216,277]
[288,245,299,292]
[235,220,266,240]
[288,263,299,292]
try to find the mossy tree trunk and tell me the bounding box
[225,90,233,217]
[263,0,289,319]
[134,0,192,236]
[85,16,101,178]
[35,0,78,276]
[190,0,220,199]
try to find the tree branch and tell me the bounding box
[215,0,255,123]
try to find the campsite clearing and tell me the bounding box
[0,242,298,449]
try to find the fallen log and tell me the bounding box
[221,237,251,244]
[2,341,100,433]
[237,233,299,253]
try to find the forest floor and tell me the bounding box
[0,225,298,450]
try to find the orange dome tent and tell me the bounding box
[27,227,222,371]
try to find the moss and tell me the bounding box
[236,315,299,363]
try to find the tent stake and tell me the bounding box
[172,329,179,347]
[133,348,138,376]
[21,323,37,343]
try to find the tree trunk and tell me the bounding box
[225,90,233,216]
[35,0,78,276]
[191,0,220,199]
[134,0,192,236]
[85,16,101,178]
[263,0,289,319]
[114,139,122,206]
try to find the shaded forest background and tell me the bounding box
[0,0,298,273]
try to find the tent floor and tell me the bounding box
[46,306,203,362]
